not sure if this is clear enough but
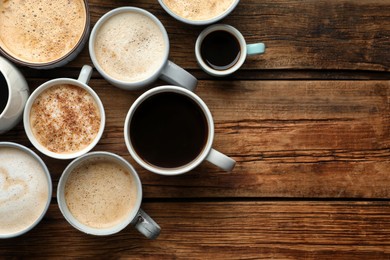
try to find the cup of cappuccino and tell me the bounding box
[0,142,52,239]
[0,0,89,69]
[158,0,240,25]
[57,152,160,238]
[89,7,197,91]
[195,24,266,77]
[0,56,29,134]
[23,65,105,160]
[124,85,236,176]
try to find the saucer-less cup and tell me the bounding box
[0,56,29,134]
[89,7,197,91]
[23,65,105,160]
[57,152,160,238]
[124,85,236,176]
[195,24,265,77]
[158,0,240,26]
[0,142,52,238]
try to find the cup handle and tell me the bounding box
[247,43,266,56]
[77,65,93,84]
[205,148,236,172]
[160,60,197,91]
[132,208,161,239]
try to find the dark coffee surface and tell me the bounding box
[130,92,208,168]
[0,72,8,114]
[200,30,241,71]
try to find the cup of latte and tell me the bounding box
[158,0,240,25]
[0,0,89,69]
[57,152,160,238]
[0,142,52,239]
[89,7,197,91]
[23,65,105,160]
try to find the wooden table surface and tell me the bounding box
[2,0,390,259]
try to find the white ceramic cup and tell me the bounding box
[0,56,29,134]
[158,0,240,26]
[89,7,197,91]
[23,65,105,160]
[195,24,266,77]
[124,85,236,176]
[0,142,52,239]
[57,151,160,238]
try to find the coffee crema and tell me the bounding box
[64,158,137,229]
[0,147,49,236]
[30,84,101,154]
[0,0,86,64]
[162,0,236,21]
[94,11,166,82]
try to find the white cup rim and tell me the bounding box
[57,151,143,236]
[0,142,52,239]
[124,85,214,176]
[89,6,170,90]
[23,78,105,160]
[158,0,240,26]
[0,70,11,119]
[195,24,247,77]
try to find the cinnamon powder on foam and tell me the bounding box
[30,84,101,154]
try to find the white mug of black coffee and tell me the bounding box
[0,56,29,134]
[195,24,265,77]
[124,85,236,176]
[57,152,160,239]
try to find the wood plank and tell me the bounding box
[3,79,390,199]
[1,201,390,259]
[55,0,390,72]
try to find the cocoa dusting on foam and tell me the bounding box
[30,84,101,154]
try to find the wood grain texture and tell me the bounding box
[1,201,390,259]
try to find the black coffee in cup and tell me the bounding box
[130,92,208,168]
[200,30,241,71]
[0,72,8,114]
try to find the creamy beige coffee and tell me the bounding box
[0,147,49,236]
[162,0,236,21]
[94,11,166,82]
[0,0,87,64]
[30,84,101,154]
[64,158,138,229]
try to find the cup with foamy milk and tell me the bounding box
[23,65,105,160]
[0,142,52,239]
[89,7,197,91]
[0,0,89,69]
[57,152,160,238]
[158,0,240,25]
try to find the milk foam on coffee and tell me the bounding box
[0,0,86,63]
[30,84,101,154]
[94,11,165,82]
[162,0,236,21]
[0,147,49,235]
[64,158,137,229]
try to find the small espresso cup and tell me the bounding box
[57,152,161,238]
[158,0,240,26]
[0,56,29,134]
[89,7,197,91]
[23,65,105,160]
[124,85,236,176]
[0,142,52,239]
[0,0,90,69]
[195,24,265,77]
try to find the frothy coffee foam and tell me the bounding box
[94,11,166,82]
[30,84,101,154]
[162,0,236,21]
[0,0,86,63]
[64,158,137,229]
[0,147,49,235]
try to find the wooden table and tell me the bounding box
[2,0,390,258]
